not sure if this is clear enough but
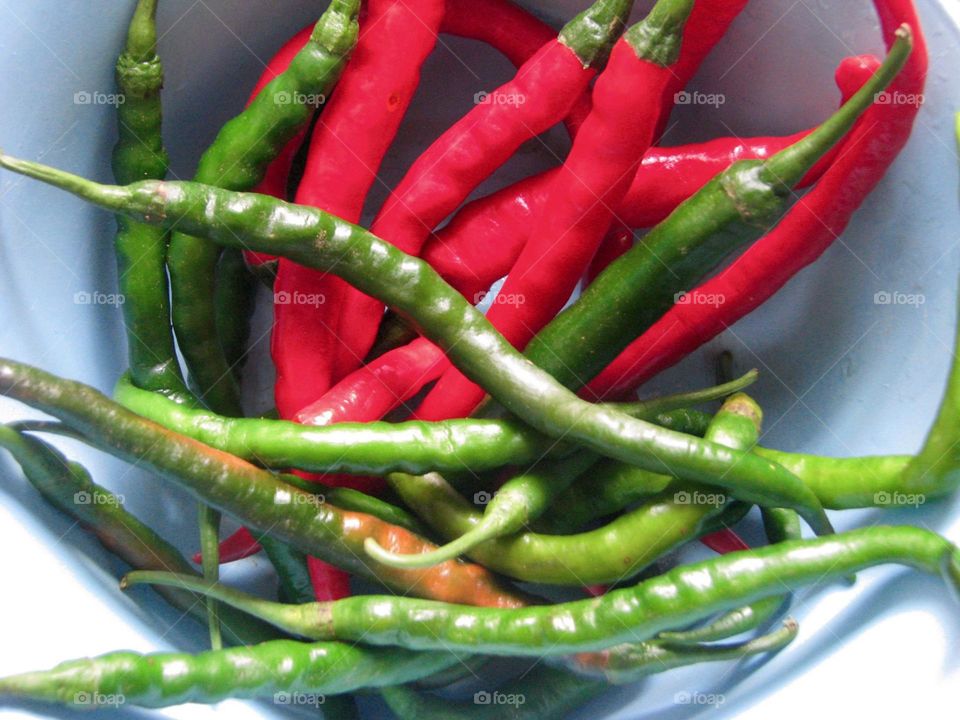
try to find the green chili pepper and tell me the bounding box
[0,641,459,708]
[365,372,758,568]
[562,618,798,683]
[166,0,360,416]
[754,449,913,509]
[0,358,532,608]
[256,534,316,605]
[112,373,731,476]
[658,498,801,647]
[902,159,960,498]
[214,247,258,379]
[0,425,275,646]
[127,526,958,656]
[373,392,761,583]
[656,596,787,646]
[0,157,839,534]
[382,666,606,720]
[535,456,676,534]
[111,0,187,397]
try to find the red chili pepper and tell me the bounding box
[583,51,881,285]
[587,3,926,399]
[192,526,261,566]
[321,0,634,389]
[420,54,878,308]
[414,4,698,422]
[700,528,752,555]
[440,0,592,137]
[295,338,447,428]
[272,0,446,422]
[293,338,448,495]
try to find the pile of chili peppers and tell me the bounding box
[0,0,956,717]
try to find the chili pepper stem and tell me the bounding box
[121,571,328,638]
[762,25,912,188]
[623,0,695,65]
[124,0,159,61]
[559,0,635,67]
[363,520,505,570]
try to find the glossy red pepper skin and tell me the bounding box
[419,54,879,314]
[272,0,446,420]
[296,338,447,428]
[587,5,926,399]
[440,0,592,136]
[292,338,449,496]
[325,1,631,386]
[374,64,873,421]
[415,15,695,421]
[192,527,260,565]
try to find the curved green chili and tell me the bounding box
[0,641,458,708]
[113,373,739,476]
[166,0,360,415]
[214,247,257,379]
[563,618,798,683]
[0,358,533,608]
[375,393,759,583]
[755,449,913,509]
[366,373,758,568]
[111,0,186,396]
[0,425,275,646]
[657,594,786,645]
[123,526,959,656]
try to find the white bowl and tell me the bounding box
[1,1,959,718]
